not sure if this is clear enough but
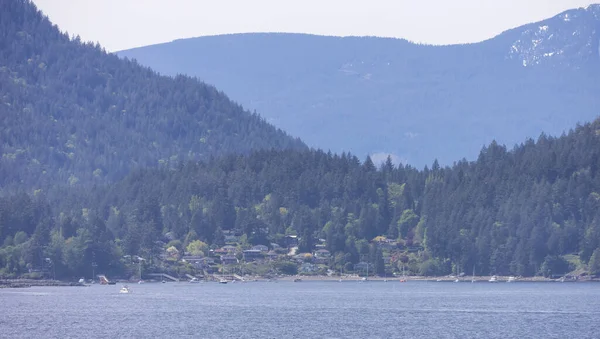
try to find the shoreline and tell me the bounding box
[0,279,85,289]
[277,275,595,283]
[2,275,596,288]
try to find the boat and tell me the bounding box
[293,278,302,282]
[453,262,460,282]
[137,261,144,284]
[119,285,131,294]
[507,276,516,283]
[489,275,498,283]
[359,262,369,282]
[99,275,117,285]
[400,265,407,282]
[189,277,200,283]
[219,265,228,284]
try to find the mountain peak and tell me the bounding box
[506,4,600,67]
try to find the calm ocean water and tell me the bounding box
[1,280,599,338]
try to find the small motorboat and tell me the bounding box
[189,277,200,283]
[219,279,228,284]
[119,285,131,294]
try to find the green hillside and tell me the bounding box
[0,0,305,192]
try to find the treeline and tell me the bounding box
[2,119,600,279]
[0,0,304,192]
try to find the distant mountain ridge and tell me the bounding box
[0,0,305,191]
[503,4,600,67]
[118,5,600,167]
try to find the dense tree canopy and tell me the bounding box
[0,0,305,192]
[2,118,599,279]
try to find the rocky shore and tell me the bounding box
[0,279,86,288]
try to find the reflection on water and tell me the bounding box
[1,281,599,339]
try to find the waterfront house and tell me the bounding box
[252,245,269,252]
[222,245,237,253]
[285,235,299,247]
[220,255,238,265]
[243,249,263,261]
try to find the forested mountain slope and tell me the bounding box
[2,119,600,279]
[0,0,305,191]
[118,5,600,166]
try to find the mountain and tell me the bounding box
[118,5,600,167]
[2,118,600,279]
[0,0,305,191]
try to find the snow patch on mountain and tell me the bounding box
[507,5,600,67]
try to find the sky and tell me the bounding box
[32,0,597,52]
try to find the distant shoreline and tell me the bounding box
[1,275,596,289]
[277,275,595,283]
[0,279,85,289]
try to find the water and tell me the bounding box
[1,280,599,338]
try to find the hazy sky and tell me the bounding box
[33,0,597,52]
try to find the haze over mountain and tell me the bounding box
[0,0,305,191]
[118,5,600,167]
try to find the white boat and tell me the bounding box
[507,276,516,283]
[189,277,200,283]
[453,262,460,282]
[119,285,131,294]
[137,261,145,284]
[489,275,498,283]
[219,279,228,284]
